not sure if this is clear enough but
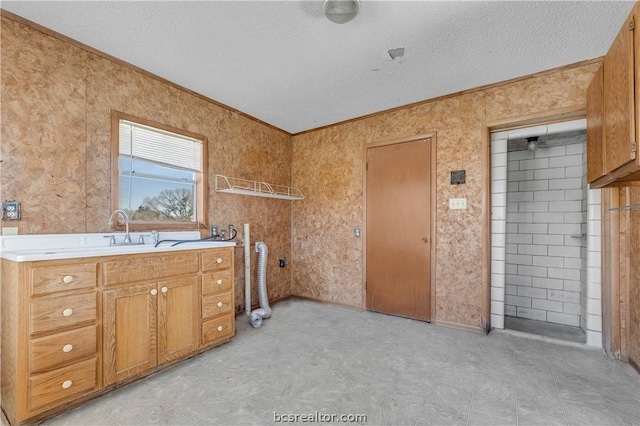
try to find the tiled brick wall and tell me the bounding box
[504,136,587,327]
[491,120,602,346]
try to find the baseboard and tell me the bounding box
[629,355,640,375]
[434,319,482,334]
[234,295,294,318]
[290,295,363,312]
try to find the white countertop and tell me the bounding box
[0,232,236,262]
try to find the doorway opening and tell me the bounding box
[490,120,603,346]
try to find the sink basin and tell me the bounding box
[1,234,235,262]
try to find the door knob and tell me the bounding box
[421,237,429,243]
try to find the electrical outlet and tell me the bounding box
[2,200,21,221]
[449,198,467,210]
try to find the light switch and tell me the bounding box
[2,227,18,235]
[449,198,467,210]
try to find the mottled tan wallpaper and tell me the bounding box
[291,63,601,329]
[1,13,606,331]
[0,16,292,309]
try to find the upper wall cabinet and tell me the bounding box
[588,2,639,188]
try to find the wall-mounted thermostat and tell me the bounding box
[2,200,21,221]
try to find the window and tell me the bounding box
[111,111,208,229]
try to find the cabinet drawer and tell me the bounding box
[202,314,234,345]
[29,358,97,411]
[31,263,97,296]
[103,252,199,286]
[202,292,233,319]
[30,293,97,335]
[201,248,232,272]
[202,270,232,295]
[29,325,97,374]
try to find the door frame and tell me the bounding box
[362,133,438,321]
[482,106,588,334]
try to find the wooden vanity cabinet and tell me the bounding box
[102,253,200,385]
[2,246,235,425]
[588,3,640,187]
[1,259,100,425]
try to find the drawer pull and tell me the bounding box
[62,344,73,353]
[62,275,74,284]
[217,301,223,308]
[150,289,158,296]
[216,258,223,264]
[217,326,223,332]
[62,308,74,317]
[161,286,168,293]
[217,279,223,285]
[62,380,73,389]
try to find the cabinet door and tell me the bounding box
[157,276,199,364]
[587,65,606,182]
[635,4,639,168]
[603,15,636,173]
[103,283,157,385]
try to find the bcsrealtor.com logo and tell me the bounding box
[274,411,367,423]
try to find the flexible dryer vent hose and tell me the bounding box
[250,241,272,328]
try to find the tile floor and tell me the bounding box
[43,299,640,426]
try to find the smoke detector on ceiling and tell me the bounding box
[324,0,359,24]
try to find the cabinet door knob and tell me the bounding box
[217,301,223,308]
[62,308,73,317]
[62,275,74,284]
[161,287,168,293]
[62,344,73,353]
[150,289,158,296]
[217,279,223,285]
[216,258,223,264]
[217,326,223,332]
[62,380,73,389]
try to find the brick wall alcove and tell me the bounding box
[490,119,603,347]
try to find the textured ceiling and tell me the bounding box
[1,1,635,134]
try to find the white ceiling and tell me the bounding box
[1,1,635,134]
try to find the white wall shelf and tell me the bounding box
[214,174,304,200]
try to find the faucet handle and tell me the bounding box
[103,235,116,246]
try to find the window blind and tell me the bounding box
[119,120,203,172]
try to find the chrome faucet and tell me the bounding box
[108,209,132,244]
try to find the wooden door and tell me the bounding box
[366,138,431,321]
[157,276,199,364]
[103,283,157,385]
[603,14,635,173]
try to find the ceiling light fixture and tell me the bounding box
[527,136,539,152]
[324,0,359,24]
